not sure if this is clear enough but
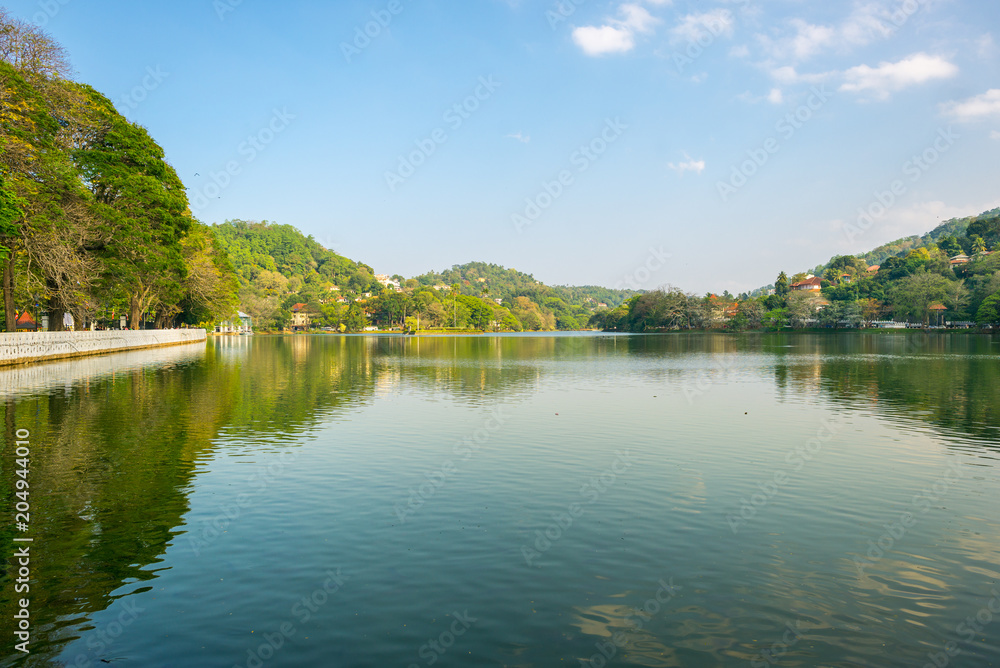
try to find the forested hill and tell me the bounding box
[213,225,638,331]
[213,220,376,292]
[414,262,636,309]
[601,205,1000,333]
[821,208,1000,273]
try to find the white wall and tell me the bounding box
[0,330,207,366]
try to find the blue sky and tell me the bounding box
[6,0,999,293]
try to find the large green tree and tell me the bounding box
[72,85,192,328]
[889,271,953,324]
[976,292,1000,325]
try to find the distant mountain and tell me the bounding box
[413,261,637,308]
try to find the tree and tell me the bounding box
[0,173,24,330]
[840,300,862,327]
[775,272,790,297]
[786,292,816,328]
[937,235,962,256]
[72,85,192,328]
[0,9,71,79]
[763,308,788,330]
[738,300,764,328]
[976,292,1000,325]
[967,215,1000,249]
[859,298,882,326]
[344,303,367,332]
[177,223,240,326]
[763,294,784,311]
[889,271,952,324]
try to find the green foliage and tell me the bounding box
[213,220,375,291]
[0,172,24,258]
[976,292,1000,325]
[763,308,788,330]
[0,52,240,330]
[413,261,634,331]
[211,220,379,330]
[967,212,1000,249]
[775,272,789,297]
[888,271,952,324]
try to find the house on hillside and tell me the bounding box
[866,265,880,274]
[950,254,970,266]
[375,275,401,291]
[791,276,824,291]
[290,303,316,331]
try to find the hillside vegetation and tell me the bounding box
[599,208,1000,332]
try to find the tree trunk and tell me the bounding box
[48,306,65,332]
[130,296,141,330]
[45,277,65,332]
[2,255,14,332]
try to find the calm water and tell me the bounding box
[2,332,1000,668]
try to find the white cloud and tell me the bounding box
[668,154,705,175]
[769,65,833,86]
[992,130,1000,140]
[572,25,635,55]
[571,1,668,56]
[941,89,1000,122]
[736,88,788,105]
[756,4,904,63]
[619,3,660,33]
[838,4,894,47]
[729,44,749,58]
[784,19,836,60]
[839,53,957,99]
[506,132,531,144]
[670,9,734,44]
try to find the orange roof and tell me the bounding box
[16,311,36,324]
[291,303,308,312]
[928,303,947,311]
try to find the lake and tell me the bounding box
[2,332,1000,667]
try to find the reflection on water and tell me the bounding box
[0,332,998,667]
[0,341,206,400]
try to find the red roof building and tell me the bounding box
[15,311,38,331]
[791,277,824,291]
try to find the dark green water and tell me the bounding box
[2,332,1000,667]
